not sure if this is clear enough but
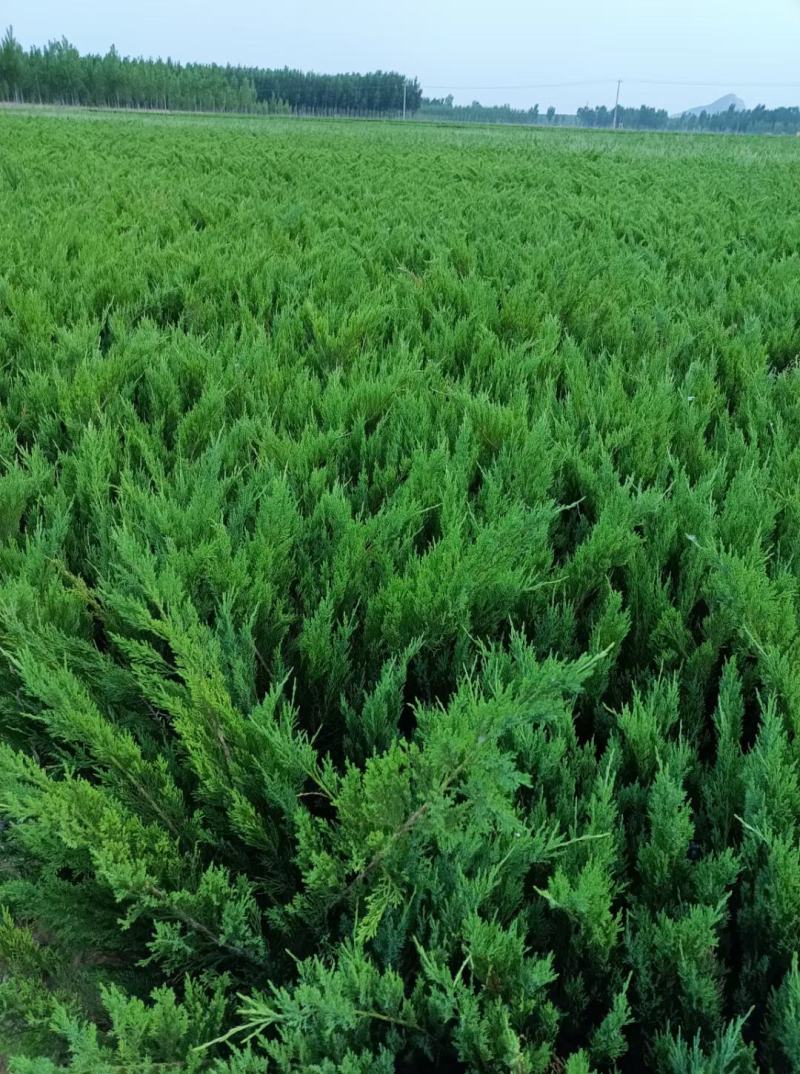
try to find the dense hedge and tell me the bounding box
[1,113,800,1072]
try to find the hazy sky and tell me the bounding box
[6,0,800,114]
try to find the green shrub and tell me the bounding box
[1,112,799,1072]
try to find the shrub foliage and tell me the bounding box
[1,113,800,1072]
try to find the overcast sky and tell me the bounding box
[6,0,800,114]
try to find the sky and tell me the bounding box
[5,0,800,114]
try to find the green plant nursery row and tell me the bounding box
[1,112,800,1072]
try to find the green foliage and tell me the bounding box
[1,111,800,1072]
[653,1017,756,1074]
[421,95,800,134]
[8,975,229,1074]
[764,954,800,1072]
[0,27,421,116]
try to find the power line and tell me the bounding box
[627,78,800,88]
[424,79,615,91]
[423,77,800,92]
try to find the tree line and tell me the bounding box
[576,103,669,130]
[577,101,800,134]
[422,94,800,135]
[3,28,798,133]
[0,28,422,116]
[672,103,800,135]
[420,95,547,126]
[420,96,671,130]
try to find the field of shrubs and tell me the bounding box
[1,111,800,1072]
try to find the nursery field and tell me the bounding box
[2,112,800,1073]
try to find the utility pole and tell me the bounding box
[402,79,407,120]
[613,79,621,130]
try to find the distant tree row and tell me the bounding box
[420,95,544,125]
[419,97,669,130]
[422,93,800,135]
[575,101,800,134]
[242,67,421,116]
[3,29,797,134]
[0,28,422,116]
[671,102,800,135]
[576,104,669,130]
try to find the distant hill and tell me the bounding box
[678,93,746,118]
